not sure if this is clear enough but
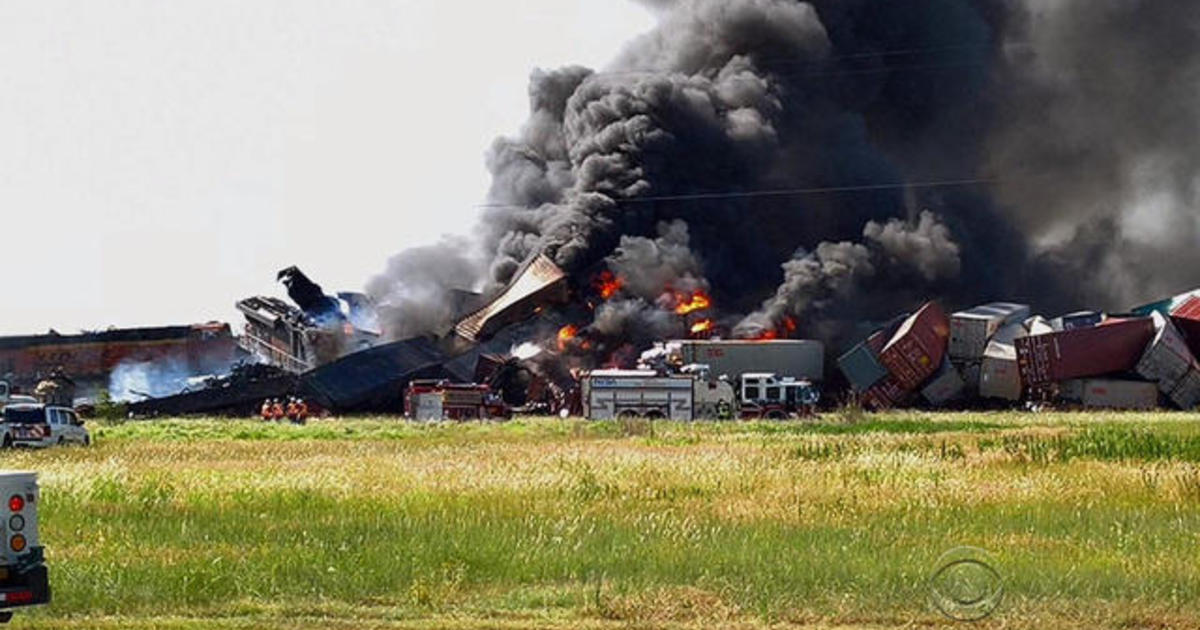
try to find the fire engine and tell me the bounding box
[738,373,820,419]
[404,380,511,421]
[0,471,49,622]
[582,369,737,420]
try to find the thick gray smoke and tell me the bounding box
[989,1,1200,308]
[607,220,708,301]
[367,0,1200,355]
[735,211,961,337]
[365,237,482,340]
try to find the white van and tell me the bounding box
[0,471,50,621]
[1,405,90,448]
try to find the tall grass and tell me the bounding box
[6,414,1200,629]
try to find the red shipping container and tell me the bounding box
[1171,296,1200,358]
[878,302,951,391]
[1015,317,1155,386]
[862,375,911,410]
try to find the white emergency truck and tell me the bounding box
[0,471,50,622]
[582,369,736,420]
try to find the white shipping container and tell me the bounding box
[979,346,1019,401]
[1081,379,1159,410]
[978,323,1027,401]
[1136,311,1198,395]
[954,360,981,393]
[949,303,1031,360]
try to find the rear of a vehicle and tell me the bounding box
[2,407,51,448]
[0,472,50,618]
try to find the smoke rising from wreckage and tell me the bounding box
[363,0,1200,370]
[96,1,1200,417]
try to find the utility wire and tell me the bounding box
[581,42,1031,79]
[475,177,995,209]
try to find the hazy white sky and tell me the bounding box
[0,1,655,335]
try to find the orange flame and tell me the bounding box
[557,325,579,351]
[783,317,797,334]
[673,291,712,316]
[594,271,624,300]
[690,319,714,335]
[756,329,779,340]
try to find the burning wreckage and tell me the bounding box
[127,252,1200,418]
[121,0,1200,419]
[131,256,578,416]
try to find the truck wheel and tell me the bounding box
[83,435,91,447]
[617,410,640,419]
[1,435,10,449]
[766,410,786,420]
[644,411,665,420]
[0,610,12,623]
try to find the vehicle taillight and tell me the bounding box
[9,534,25,552]
[8,494,23,512]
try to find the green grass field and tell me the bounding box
[5,412,1200,629]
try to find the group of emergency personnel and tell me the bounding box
[259,397,309,424]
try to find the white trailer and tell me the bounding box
[666,339,824,381]
[583,370,735,420]
[0,471,49,622]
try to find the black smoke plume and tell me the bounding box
[368,0,1200,361]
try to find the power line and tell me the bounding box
[476,177,995,209]
[588,59,988,82]
[580,41,1031,80]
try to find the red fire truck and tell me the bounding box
[404,381,511,421]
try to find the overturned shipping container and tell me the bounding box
[1015,318,1155,386]
[949,302,1030,360]
[837,341,888,392]
[1052,311,1105,332]
[878,302,950,392]
[921,359,965,405]
[1169,369,1200,411]
[1170,297,1200,358]
[862,375,911,410]
[1135,312,1200,407]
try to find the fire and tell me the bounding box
[690,319,714,335]
[751,317,793,340]
[557,325,579,351]
[673,290,712,316]
[594,271,624,300]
